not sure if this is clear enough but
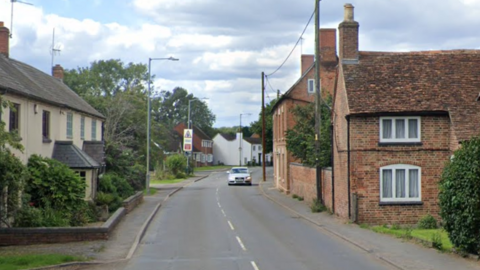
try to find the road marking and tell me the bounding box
[236,236,247,251]
[218,202,221,208]
[251,261,260,270]
[228,220,235,231]
[221,209,226,217]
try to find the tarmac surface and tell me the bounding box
[4,168,480,270]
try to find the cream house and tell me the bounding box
[0,22,105,200]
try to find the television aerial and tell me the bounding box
[10,0,34,38]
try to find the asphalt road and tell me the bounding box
[120,168,395,270]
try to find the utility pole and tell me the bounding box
[314,0,323,204]
[262,72,266,181]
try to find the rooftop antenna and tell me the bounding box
[50,28,61,68]
[10,0,33,38]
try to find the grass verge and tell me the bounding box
[0,254,87,270]
[194,165,231,171]
[370,226,453,251]
[150,178,187,185]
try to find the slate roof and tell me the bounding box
[342,50,480,142]
[220,133,236,141]
[0,54,104,119]
[52,141,100,169]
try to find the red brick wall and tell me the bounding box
[290,164,333,211]
[0,22,9,58]
[339,21,359,60]
[349,115,452,225]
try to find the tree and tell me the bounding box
[154,87,216,132]
[439,136,480,254]
[285,96,332,167]
[250,98,278,153]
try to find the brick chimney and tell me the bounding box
[320,29,337,64]
[52,64,64,81]
[301,54,314,76]
[0,22,9,58]
[339,3,359,62]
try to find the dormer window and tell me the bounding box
[380,116,420,143]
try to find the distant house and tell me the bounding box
[0,22,105,200]
[213,132,269,166]
[331,4,480,225]
[271,28,338,193]
[173,123,213,167]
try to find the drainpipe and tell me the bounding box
[331,123,335,212]
[347,116,351,219]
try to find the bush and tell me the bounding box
[417,214,437,229]
[166,154,187,177]
[432,231,443,250]
[26,155,86,213]
[14,205,70,227]
[439,136,480,254]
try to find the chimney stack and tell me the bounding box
[52,64,64,81]
[320,29,337,64]
[339,3,359,62]
[0,22,9,58]
[301,54,314,76]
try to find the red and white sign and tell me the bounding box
[183,129,193,152]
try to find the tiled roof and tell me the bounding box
[0,54,104,119]
[82,141,106,166]
[343,50,480,141]
[52,141,100,169]
[244,137,261,145]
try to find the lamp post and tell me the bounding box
[146,56,178,195]
[239,113,251,166]
[186,98,208,174]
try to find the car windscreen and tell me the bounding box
[232,168,248,174]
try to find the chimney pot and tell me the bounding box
[344,3,355,22]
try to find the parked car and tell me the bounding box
[227,167,252,186]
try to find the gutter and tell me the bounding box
[347,116,351,219]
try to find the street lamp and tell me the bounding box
[239,113,251,166]
[186,97,208,174]
[146,56,178,195]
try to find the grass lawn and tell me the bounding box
[150,178,187,185]
[143,188,158,195]
[370,226,453,251]
[0,254,86,270]
[194,165,231,171]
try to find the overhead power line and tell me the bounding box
[266,9,315,77]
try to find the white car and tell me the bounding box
[227,167,252,186]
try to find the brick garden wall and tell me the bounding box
[290,164,333,211]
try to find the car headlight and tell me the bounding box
[246,176,252,181]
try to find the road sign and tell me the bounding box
[183,129,193,152]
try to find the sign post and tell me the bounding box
[184,129,193,173]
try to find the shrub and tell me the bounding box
[14,205,70,227]
[310,199,326,213]
[439,136,480,254]
[432,231,443,250]
[0,149,28,227]
[26,155,86,213]
[166,154,187,177]
[417,214,437,229]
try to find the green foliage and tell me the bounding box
[251,98,278,153]
[0,97,24,152]
[439,136,480,254]
[310,199,327,213]
[0,149,28,227]
[26,155,87,214]
[285,95,332,167]
[96,173,134,212]
[166,154,187,178]
[417,214,438,229]
[105,144,145,190]
[432,231,443,250]
[0,253,85,270]
[404,226,413,240]
[14,205,70,227]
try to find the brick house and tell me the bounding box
[271,29,337,193]
[332,4,480,225]
[0,22,105,200]
[173,123,213,167]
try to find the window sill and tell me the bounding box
[378,142,423,146]
[43,138,52,144]
[379,201,423,206]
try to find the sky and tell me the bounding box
[1,0,480,127]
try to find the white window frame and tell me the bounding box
[379,116,421,143]
[66,112,73,139]
[380,164,421,203]
[207,154,213,163]
[307,79,315,94]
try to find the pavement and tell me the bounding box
[33,168,480,270]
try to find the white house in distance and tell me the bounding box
[0,22,105,200]
[213,132,270,166]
